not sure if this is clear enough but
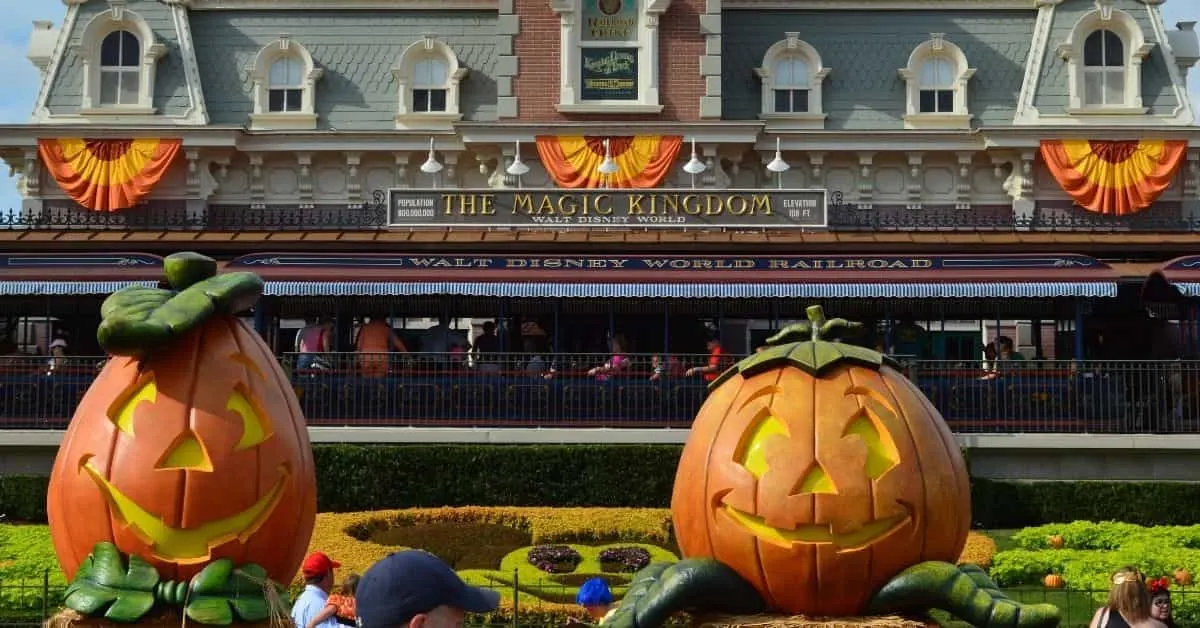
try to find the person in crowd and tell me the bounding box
[356,315,407,377]
[471,321,502,373]
[575,578,615,623]
[47,328,69,374]
[292,552,343,628]
[296,316,333,372]
[685,335,724,382]
[1088,567,1167,628]
[354,550,500,628]
[588,333,628,381]
[996,336,1027,361]
[424,314,454,364]
[1148,578,1177,628]
[305,573,360,628]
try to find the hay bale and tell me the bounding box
[44,608,294,628]
[692,613,935,628]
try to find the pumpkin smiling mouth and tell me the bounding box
[720,503,911,551]
[80,455,289,563]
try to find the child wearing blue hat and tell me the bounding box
[576,578,615,623]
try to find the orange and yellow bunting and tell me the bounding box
[1039,139,1186,216]
[535,135,683,189]
[38,138,182,212]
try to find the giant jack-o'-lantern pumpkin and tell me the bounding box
[671,306,971,617]
[47,252,317,587]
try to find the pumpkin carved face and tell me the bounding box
[671,307,971,617]
[47,316,317,583]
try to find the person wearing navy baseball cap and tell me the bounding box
[355,550,500,628]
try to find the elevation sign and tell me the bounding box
[387,188,828,229]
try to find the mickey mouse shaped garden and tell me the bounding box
[46,252,317,626]
[599,307,1062,628]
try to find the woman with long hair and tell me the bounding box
[1089,567,1167,628]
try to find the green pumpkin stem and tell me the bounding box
[806,305,826,342]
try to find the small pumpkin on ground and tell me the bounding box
[1174,568,1193,587]
[1043,574,1064,589]
[603,307,1061,628]
[46,252,315,624]
[1047,535,1064,549]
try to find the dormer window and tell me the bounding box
[413,58,449,113]
[99,31,140,106]
[899,33,975,129]
[268,56,304,113]
[1083,29,1125,106]
[755,33,829,129]
[392,36,467,131]
[248,36,323,130]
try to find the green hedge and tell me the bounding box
[5,445,1200,527]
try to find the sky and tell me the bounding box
[0,4,1197,213]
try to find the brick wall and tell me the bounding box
[510,0,705,121]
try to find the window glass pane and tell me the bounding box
[100,72,120,105]
[118,31,139,66]
[415,59,448,86]
[1103,30,1124,65]
[268,89,285,112]
[1084,31,1104,66]
[792,89,809,113]
[937,89,953,113]
[919,90,936,113]
[413,89,430,112]
[270,57,301,87]
[1083,71,1104,105]
[1104,68,1125,104]
[429,89,447,111]
[920,58,953,88]
[100,32,122,66]
[773,57,808,88]
[288,89,303,111]
[118,70,139,105]
[773,89,790,112]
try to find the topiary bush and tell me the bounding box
[599,546,652,573]
[528,545,583,573]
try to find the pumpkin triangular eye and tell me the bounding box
[107,373,156,435]
[735,411,788,479]
[842,407,899,479]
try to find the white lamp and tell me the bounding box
[420,137,444,175]
[506,139,530,188]
[597,138,619,176]
[765,137,790,189]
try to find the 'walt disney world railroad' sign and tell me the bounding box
[386,188,828,229]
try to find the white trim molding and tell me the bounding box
[247,35,324,130]
[898,33,975,130]
[754,32,830,130]
[75,2,166,117]
[1057,1,1152,115]
[391,35,468,131]
[550,0,670,114]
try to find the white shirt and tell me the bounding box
[291,585,340,628]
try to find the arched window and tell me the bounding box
[772,56,810,114]
[99,30,140,106]
[413,57,449,113]
[918,57,955,113]
[392,37,468,130]
[898,34,975,129]
[248,37,323,130]
[268,56,305,113]
[1083,29,1125,106]
[754,33,830,128]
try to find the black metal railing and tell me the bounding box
[2,568,1198,628]
[0,353,1198,434]
[3,192,1197,232]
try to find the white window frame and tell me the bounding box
[248,36,323,130]
[1056,1,1153,115]
[391,36,468,131]
[754,32,829,130]
[549,0,671,114]
[899,33,975,130]
[76,3,165,116]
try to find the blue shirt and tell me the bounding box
[292,585,340,628]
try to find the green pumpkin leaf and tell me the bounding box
[98,272,264,357]
[185,561,283,625]
[164,252,218,290]
[185,597,235,626]
[63,542,160,623]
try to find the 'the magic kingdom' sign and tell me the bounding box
[386,188,828,229]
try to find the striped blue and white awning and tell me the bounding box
[0,280,160,296]
[263,281,1117,299]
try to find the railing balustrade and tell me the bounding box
[0,353,1197,434]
